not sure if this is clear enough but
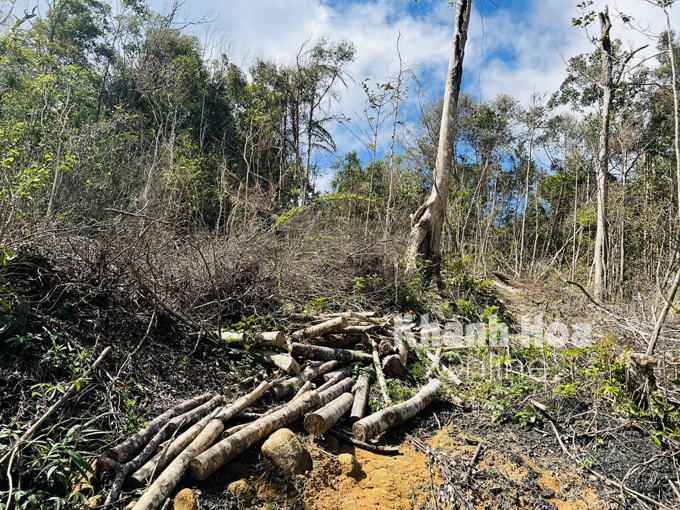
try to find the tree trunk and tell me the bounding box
[304,392,354,436]
[349,373,372,423]
[593,8,614,303]
[405,0,472,276]
[189,391,321,480]
[132,382,269,510]
[102,393,213,463]
[290,342,373,364]
[353,379,442,442]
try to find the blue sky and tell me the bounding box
[151,0,673,188]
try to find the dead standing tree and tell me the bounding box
[405,0,472,276]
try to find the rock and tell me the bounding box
[173,489,196,510]
[337,453,361,478]
[261,428,312,476]
[85,495,104,508]
[123,501,137,510]
[228,479,255,506]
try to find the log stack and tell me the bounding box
[99,311,444,510]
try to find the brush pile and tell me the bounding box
[98,311,442,510]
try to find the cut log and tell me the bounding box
[310,334,365,349]
[132,382,270,510]
[291,317,348,340]
[350,373,372,423]
[318,377,355,405]
[304,392,354,436]
[371,340,391,405]
[352,379,442,442]
[102,393,213,463]
[257,351,300,374]
[220,331,285,348]
[129,395,224,488]
[354,343,366,352]
[379,339,394,355]
[317,368,352,392]
[382,339,408,378]
[271,360,339,400]
[167,394,225,430]
[291,342,373,364]
[189,390,322,480]
[347,310,382,326]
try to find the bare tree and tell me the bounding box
[406,0,472,276]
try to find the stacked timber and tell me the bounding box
[98,311,445,510]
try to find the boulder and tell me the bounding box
[337,453,361,478]
[261,428,312,476]
[173,488,196,510]
[228,479,255,507]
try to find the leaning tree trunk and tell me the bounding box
[405,0,472,276]
[593,8,614,303]
[353,379,442,442]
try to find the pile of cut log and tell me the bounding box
[99,311,442,510]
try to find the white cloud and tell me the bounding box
[163,0,676,179]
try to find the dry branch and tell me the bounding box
[189,390,322,480]
[327,428,400,454]
[304,392,354,436]
[103,393,213,463]
[290,342,373,364]
[353,379,442,442]
[132,382,270,510]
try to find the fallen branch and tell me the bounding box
[371,339,391,405]
[327,428,400,454]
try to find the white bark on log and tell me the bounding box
[132,382,270,510]
[317,368,352,392]
[353,379,442,442]
[220,331,285,348]
[258,351,300,374]
[371,340,391,405]
[379,340,394,355]
[189,391,322,480]
[291,342,373,364]
[382,340,408,378]
[271,360,339,400]
[318,377,355,406]
[292,317,348,340]
[102,393,213,463]
[350,373,372,423]
[129,395,224,488]
[304,392,354,436]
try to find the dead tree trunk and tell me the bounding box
[593,8,614,303]
[189,391,322,480]
[353,379,442,442]
[405,0,472,276]
[304,392,354,436]
[132,382,270,510]
[350,373,372,423]
[290,342,373,364]
[102,393,213,463]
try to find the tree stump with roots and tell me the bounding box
[625,352,657,408]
